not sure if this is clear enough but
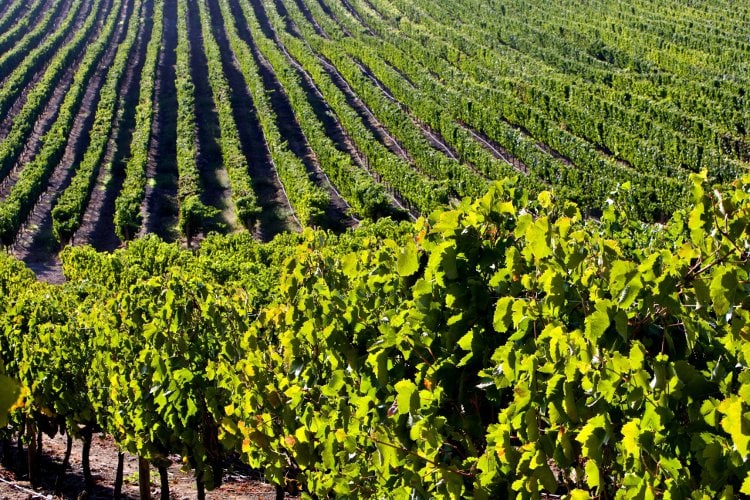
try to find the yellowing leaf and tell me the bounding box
[493,297,514,333]
[341,253,358,278]
[718,397,750,456]
[394,380,419,415]
[458,330,473,351]
[577,414,607,463]
[537,191,553,209]
[568,489,591,500]
[396,242,419,277]
[621,419,641,457]
[335,428,346,443]
[585,459,600,490]
[0,376,21,427]
[741,470,750,495]
[585,310,610,342]
[525,217,552,260]
[497,201,515,214]
[710,266,738,317]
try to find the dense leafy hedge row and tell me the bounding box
[3,172,750,498]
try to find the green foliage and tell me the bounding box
[114,0,163,241]
[5,167,750,497]
[178,196,218,244]
[86,271,242,484]
[232,0,396,220]
[174,0,211,241]
[0,0,106,245]
[6,0,750,495]
[0,373,21,428]
[209,172,750,497]
[5,2,750,496]
[0,0,47,56]
[263,2,449,216]
[0,0,71,125]
[213,0,329,227]
[194,0,259,230]
[52,0,143,244]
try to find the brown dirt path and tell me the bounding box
[0,431,279,499]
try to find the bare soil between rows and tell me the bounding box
[13,0,129,272]
[140,0,179,242]
[0,432,281,499]
[72,0,153,253]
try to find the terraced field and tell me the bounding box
[0,0,747,276]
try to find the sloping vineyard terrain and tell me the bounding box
[0,0,744,273]
[1,0,750,498]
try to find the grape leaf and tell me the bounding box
[0,376,20,427]
[710,266,738,317]
[396,242,419,277]
[621,419,640,457]
[493,297,514,333]
[585,310,610,342]
[394,380,419,415]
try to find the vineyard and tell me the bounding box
[0,0,744,272]
[2,0,750,498]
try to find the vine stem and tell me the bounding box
[114,452,124,499]
[138,456,150,499]
[55,432,73,496]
